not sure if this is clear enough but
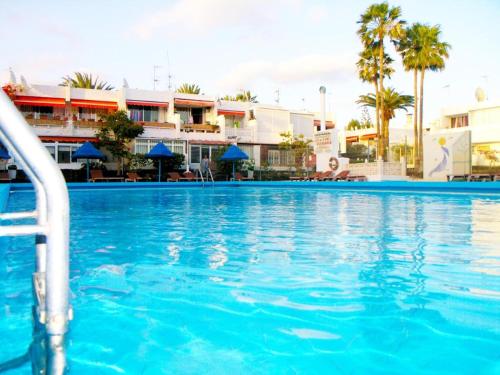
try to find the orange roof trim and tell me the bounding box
[126,100,168,108]
[40,136,98,143]
[217,110,245,117]
[14,96,66,108]
[71,99,118,110]
[174,98,214,107]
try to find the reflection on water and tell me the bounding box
[2,188,500,374]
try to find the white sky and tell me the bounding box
[1,0,499,129]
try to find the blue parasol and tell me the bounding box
[71,142,105,181]
[145,143,174,182]
[220,145,249,180]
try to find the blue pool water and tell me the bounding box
[1,187,500,374]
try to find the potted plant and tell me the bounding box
[7,164,17,180]
[243,159,255,179]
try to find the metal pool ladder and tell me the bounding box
[0,91,71,374]
[196,167,214,186]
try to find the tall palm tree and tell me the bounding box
[357,88,414,155]
[358,2,405,160]
[176,83,201,94]
[235,90,258,103]
[400,23,450,173]
[60,72,114,90]
[356,46,394,157]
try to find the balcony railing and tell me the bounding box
[181,124,220,133]
[25,117,67,126]
[73,119,104,128]
[226,127,254,142]
[138,121,176,129]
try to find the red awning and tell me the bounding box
[40,136,97,143]
[174,98,214,107]
[217,109,245,117]
[313,120,335,127]
[188,140,230,145]
[71,99,118,110]
[360,133,377,140]
[14,96,66,108]
[126,100,168,108]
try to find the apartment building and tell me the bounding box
[2,80,335,171]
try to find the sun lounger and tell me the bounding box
[125,172,150,182]
[167,172,192,182]
[332,170,350,181]
[447,174,469,182]
[235,172,254,181]
[182,171,197,181]
[0,171,11,182]
[89,169,124,182]
[346,175,368,181]
[468,174,492,182]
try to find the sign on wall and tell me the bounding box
[314,131,332,153]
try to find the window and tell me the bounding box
[20,105,54,119]
[239,145,253,159]
[78,108,107,121]
[128,105,159,122]
[268,150,280,166]
[190,145,201,163]
[451,115,468,128]
[176,107,204,124]
[57,146,71,163]
[134,139,185,156]
[46,146,56,160]
[44,143,82,164]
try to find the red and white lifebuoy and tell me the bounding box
[329,156,339,171]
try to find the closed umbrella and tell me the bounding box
[145,142,174,182]
[71,141,105,181]
[220,144,249,180]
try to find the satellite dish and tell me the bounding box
[20,75,28,88]
[9,68,16,84]
[475,87,486,102]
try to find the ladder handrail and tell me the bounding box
[0,91,70,374]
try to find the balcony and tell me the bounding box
[226,127,254,143]
[25,116,67,127]
[138,121,176,129]
[73,119,104,128]
[181,124,220,133]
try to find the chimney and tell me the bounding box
[319,86,326,131]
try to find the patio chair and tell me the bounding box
[306,171,322,181]
[346,175,368,181]
[318,171,335,181]
[125,172,150,182]
[447,174,469,182]
[332,170,350,181]
[0,171,11,182]
[468,174,492,182]
[89,169,124,182]
[182,171,197,181]
[167,172,181,182]
[235,172,253,181]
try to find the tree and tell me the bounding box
[235,91,258,103]
[358,2,405,160]
[176,83,200,94]
[360,107,374,129]
[357,88,414,153]
[347,119,362,130]
[95,110,144,175]
[400,23,450,173]
[60,72,114,90]
[278,132,313,173]
[221,95,236,101]
[356,46,394,152]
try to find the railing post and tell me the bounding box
[0,91,70,374]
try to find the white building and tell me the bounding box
[2,78,335,172]
[429,92,500,168]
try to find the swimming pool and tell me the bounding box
[1,186,500,374]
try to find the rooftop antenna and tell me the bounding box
[301,98,306,111]
[153,65,162,90]
[166,50,173,91]
[275,89,280,105]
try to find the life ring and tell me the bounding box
[329,157,339,171]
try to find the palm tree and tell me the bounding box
[176,83,201,94]
[400,23,450,173]
[221,95,236,101]
[358,2,405,160]
[357,88,414,155]
[356,46,394,157]
[235,91,258,103]
[60,72,114,90]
